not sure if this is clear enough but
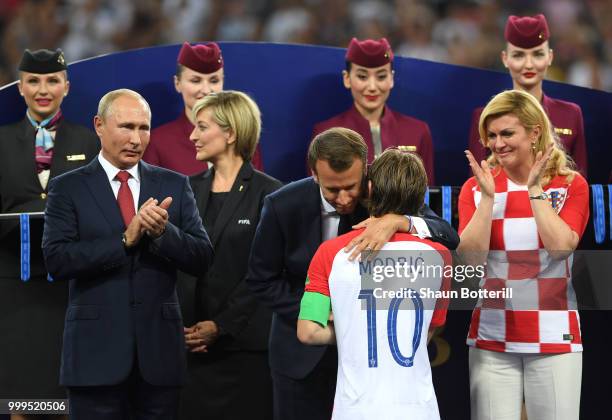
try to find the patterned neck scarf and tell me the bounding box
[27,109,63,173]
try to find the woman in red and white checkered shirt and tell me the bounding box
[458,89,589,420]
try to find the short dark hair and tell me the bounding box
[308,127,367,173]
[176,63,184,78]
[368,149,427,217]
[344,60,394,72]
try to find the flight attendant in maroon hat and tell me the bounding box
[143,42,263,175]
[312,37,435,184]
[467,14,588,176]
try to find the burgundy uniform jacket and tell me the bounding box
[312,104,435,185]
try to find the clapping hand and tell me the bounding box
[465,150,495,199]
[122,198,158,247]
[139,196,173,238]
[527,144,554,189]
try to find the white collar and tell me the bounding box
[319,187,337,215]
[98,152,140,183]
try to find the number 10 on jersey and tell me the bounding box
[357,289,424,368]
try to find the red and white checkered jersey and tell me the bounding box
[458,169,589,353]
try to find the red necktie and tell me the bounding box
[115,171,135,227]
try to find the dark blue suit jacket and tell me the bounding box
[246,177,459,379]
[42,158,213,387]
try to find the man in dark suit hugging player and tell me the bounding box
[247,127,459,420]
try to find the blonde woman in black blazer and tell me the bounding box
[182,90,282,419]
[0,49,99,418]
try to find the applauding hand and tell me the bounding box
[465,150,495,199]
[139,196,173,238]
[527,144,554,189]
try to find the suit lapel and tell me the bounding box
[210,163,253,247]
[83,158,125,231]
[303,178,323,257]
[16,118,42,190]
[49,122,70,180]
[349,105,375,162]
[380,105,395,150]
[192,169,213,224]
[138,161,161,209]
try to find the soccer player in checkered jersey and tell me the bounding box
[458,89,589,420]
[297,149,451,420]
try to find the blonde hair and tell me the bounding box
[479,89,575,185]
[192,90,261,161]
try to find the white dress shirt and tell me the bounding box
[320,188,340,242]
[317,187,432,241]
[98,152,141,211]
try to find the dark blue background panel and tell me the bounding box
[1,42,610,184]
[0,42,611,420]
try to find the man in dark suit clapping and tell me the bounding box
[42,88,213,420]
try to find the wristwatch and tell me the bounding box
[529,192,549,200]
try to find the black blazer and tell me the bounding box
[0,117,100,278]
[42,158,213,387]
[246,177,459,379]
[0,117,99,397]
[190,162,282,351]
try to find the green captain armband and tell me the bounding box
[299,292,331,326]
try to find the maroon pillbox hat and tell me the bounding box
[345,38,393,68]
[504,14,550,49]
[177,42,223,74]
